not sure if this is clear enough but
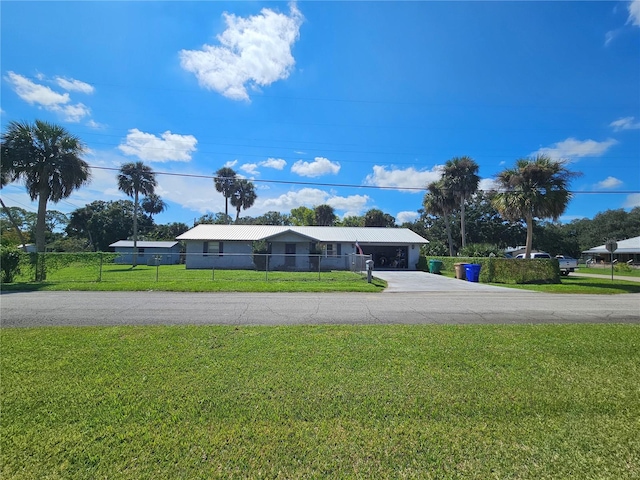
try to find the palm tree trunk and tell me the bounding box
[0,197,28,251]
[35,190,48,281]
[525,213,534,259]
[460,200,466,248]
[133,190,139,267]
[444,212,454,257]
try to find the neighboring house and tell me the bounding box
[176,225,428,271]
[109,240,182,265]
[17,243,37,253]
[582,235,640,265]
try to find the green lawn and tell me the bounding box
[3,264,386,292]
[577,266,640,278]
[2,324,638,479]
[490,274,640,294]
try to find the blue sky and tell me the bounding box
[2,1,639,227]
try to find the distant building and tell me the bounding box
[177,225,428,271]
[109,241,182,265]
[582,236,640,265]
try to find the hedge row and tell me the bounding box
[419,256,561,284]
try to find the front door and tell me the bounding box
[285,243,296,268]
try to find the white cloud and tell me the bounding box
[291,157,340,177]
[610,116,640,131]
[6,71,70,107]
[223,160,238,169]
[55,77,95,94]
[479,178,500,192]
[326,194,369,217]
[533,137,618,162]
[61,103,91,122]
[118,129,198,162]
[595,176,623,189]
[261,157,287,170]
[179,3,303,101]
[624,193,640,208]
[240,163,259,175]
[86,119,105,129]
[5,71,92,122]
[628,0,640,26]
[396,211,419,224]
[262,188,329,210]
[364,165,443,192]
[260,187,369,216]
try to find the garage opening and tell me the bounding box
[363,246,408,269]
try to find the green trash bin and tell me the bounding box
[428,259,443,274]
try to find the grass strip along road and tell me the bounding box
[2,324,639,479]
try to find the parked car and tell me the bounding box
[514,252,551,259]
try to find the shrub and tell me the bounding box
[419,256,561,284]
[0,246,21,283]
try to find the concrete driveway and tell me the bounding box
[372,271,530,293]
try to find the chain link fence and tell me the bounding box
[3,252,373,284]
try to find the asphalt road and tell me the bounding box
[2,290,639,327]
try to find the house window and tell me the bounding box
[337,243,342,256]
[203,241,223,256]
[326,243,334,257]
[138,248,145,257]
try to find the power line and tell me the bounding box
[88,165,640,195]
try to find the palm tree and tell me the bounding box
[492,155,580,259]
[442,156,479,249]
[1,120,91,267]
[214,167,237,222]
[423,180,456,256]
[117,161,157,266]
[230,179,257,223]
[314,204,337,226]
[141,193,167,219]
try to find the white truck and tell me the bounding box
[555,255,579,276]
[515,253,578,276]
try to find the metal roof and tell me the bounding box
[582,235,640,254]
[110,241,179,248]
[176,225,428,244]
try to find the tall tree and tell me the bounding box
[314,204,337,226]
[423,180,457,256]
[141,193,167,219]
[117,161,157,266]
[492,155,580,259]
[442,156,479,248]
[290,206,315,226]
[230,179,257,222]
[1,120,91,277]
[364,208,396,227]
[66,200,153,252]
[214,167,237,222]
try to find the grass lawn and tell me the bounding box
[577,266,640,278]
[2,264,386,293]
[490,275,640,294]
[2,324,639,479]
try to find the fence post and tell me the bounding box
[318,254,321,280]
[99,252,103,282]
[265,255,269,281]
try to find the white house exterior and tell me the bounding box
[582,235,640,264]
[109,240,182,265]
[176,225,428,271]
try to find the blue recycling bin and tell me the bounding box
[465,263,482,282]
